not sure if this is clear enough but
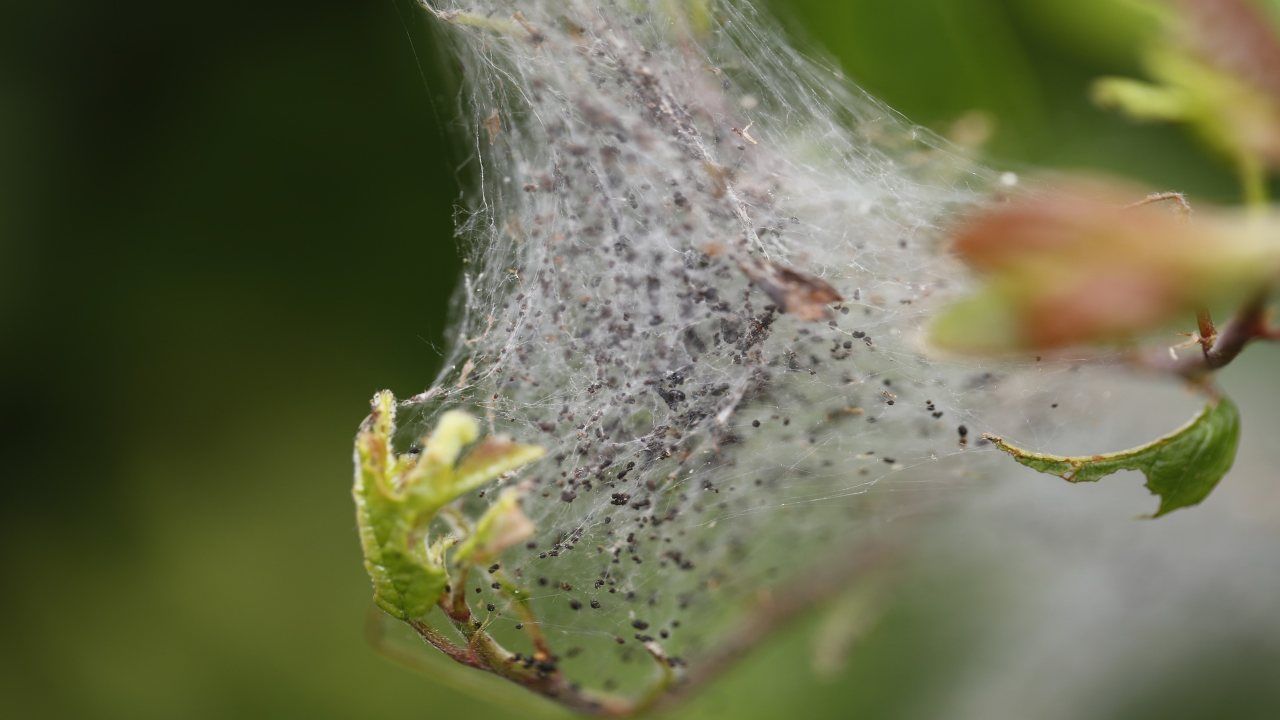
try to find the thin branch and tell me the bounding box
[492,569,554,659]
[1135,293,1275,381]
[393,537,897,717]
[406,618,488,670]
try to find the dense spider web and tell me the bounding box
[392,0,1112,698]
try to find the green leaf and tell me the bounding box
[353,392,446,619]
[451,437,546,500]
[1088,4,1280,181]
[1092,76,1192,122]
[452,488,535,566]
[927,286,1023,355]
[352,392,544,619]
[985,398,1240,517]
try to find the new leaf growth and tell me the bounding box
[353,391,544,619]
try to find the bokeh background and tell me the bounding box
[4,1,1280,718]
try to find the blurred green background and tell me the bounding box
[4,1,1278,718]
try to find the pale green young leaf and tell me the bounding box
[353,391,448,619]
[353,392,544,620]
[452,488,535,566]
[1092,76,1192,122]
[451,437,546,500]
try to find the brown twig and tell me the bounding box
[407,618,489,670]
[492,570,554,659]
[1118,188,1279,382]
[410,602,637,717]
[1135,293,1275,382]
[390,537,897,718]
[1195,309,1218,355]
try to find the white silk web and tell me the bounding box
[395,0,1115,696]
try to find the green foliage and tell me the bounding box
[1091,0,1280,203]
[1095,48,1279,199]
[986,398,1240,517]
[931,0,1280,517]
[18,1,1280,718]
[452,488,535,566]
[353,391,544,619]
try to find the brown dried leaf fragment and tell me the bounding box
[483,109,502,143]
[739,259,843,321]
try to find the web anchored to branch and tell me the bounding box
[369,0,1101,710]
